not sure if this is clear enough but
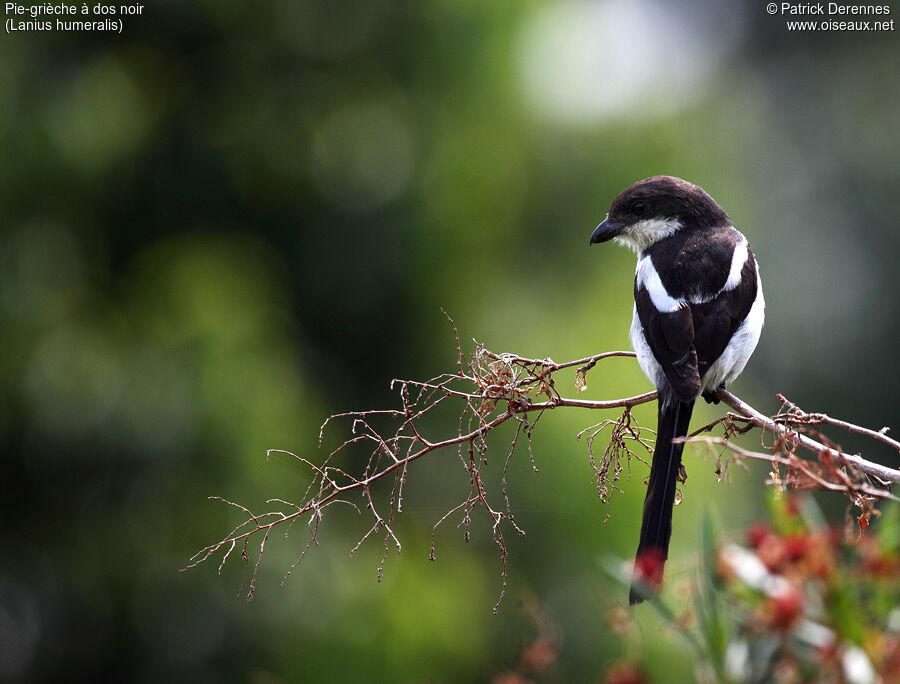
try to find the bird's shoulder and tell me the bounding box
[644,225,749,301]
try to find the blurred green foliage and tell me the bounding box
[1,0,898,681]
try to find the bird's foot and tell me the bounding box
[702,385,724,404]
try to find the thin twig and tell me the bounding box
[186,323,900,609]
[717,389,900,483]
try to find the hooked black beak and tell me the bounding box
[589,218,623,245]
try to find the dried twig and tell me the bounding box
[185,317,899,608]
[716,390,900,484]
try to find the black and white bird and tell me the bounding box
[590,176,764,604]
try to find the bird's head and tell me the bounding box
[590,176,729,253]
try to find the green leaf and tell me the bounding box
[877,502,900,555]
[827,578,866,646]
[697,509,728,680]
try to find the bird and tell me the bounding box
[589,176,764,604]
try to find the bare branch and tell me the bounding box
[681,435,898,503]
[186,319,900,609]
[717,389,900,483]
[776,393,900,454]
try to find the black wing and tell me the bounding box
[634,246,758,401]
[690,248,758,377]
[634,287,700,402]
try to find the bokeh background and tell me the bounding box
[2,0,899,681]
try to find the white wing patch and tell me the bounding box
[635,255,685,313]
[724,235,749,291]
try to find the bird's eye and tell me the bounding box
[632,202,646,217]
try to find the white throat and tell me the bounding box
[614,217,682,254]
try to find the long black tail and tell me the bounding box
[629,399,694,605]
